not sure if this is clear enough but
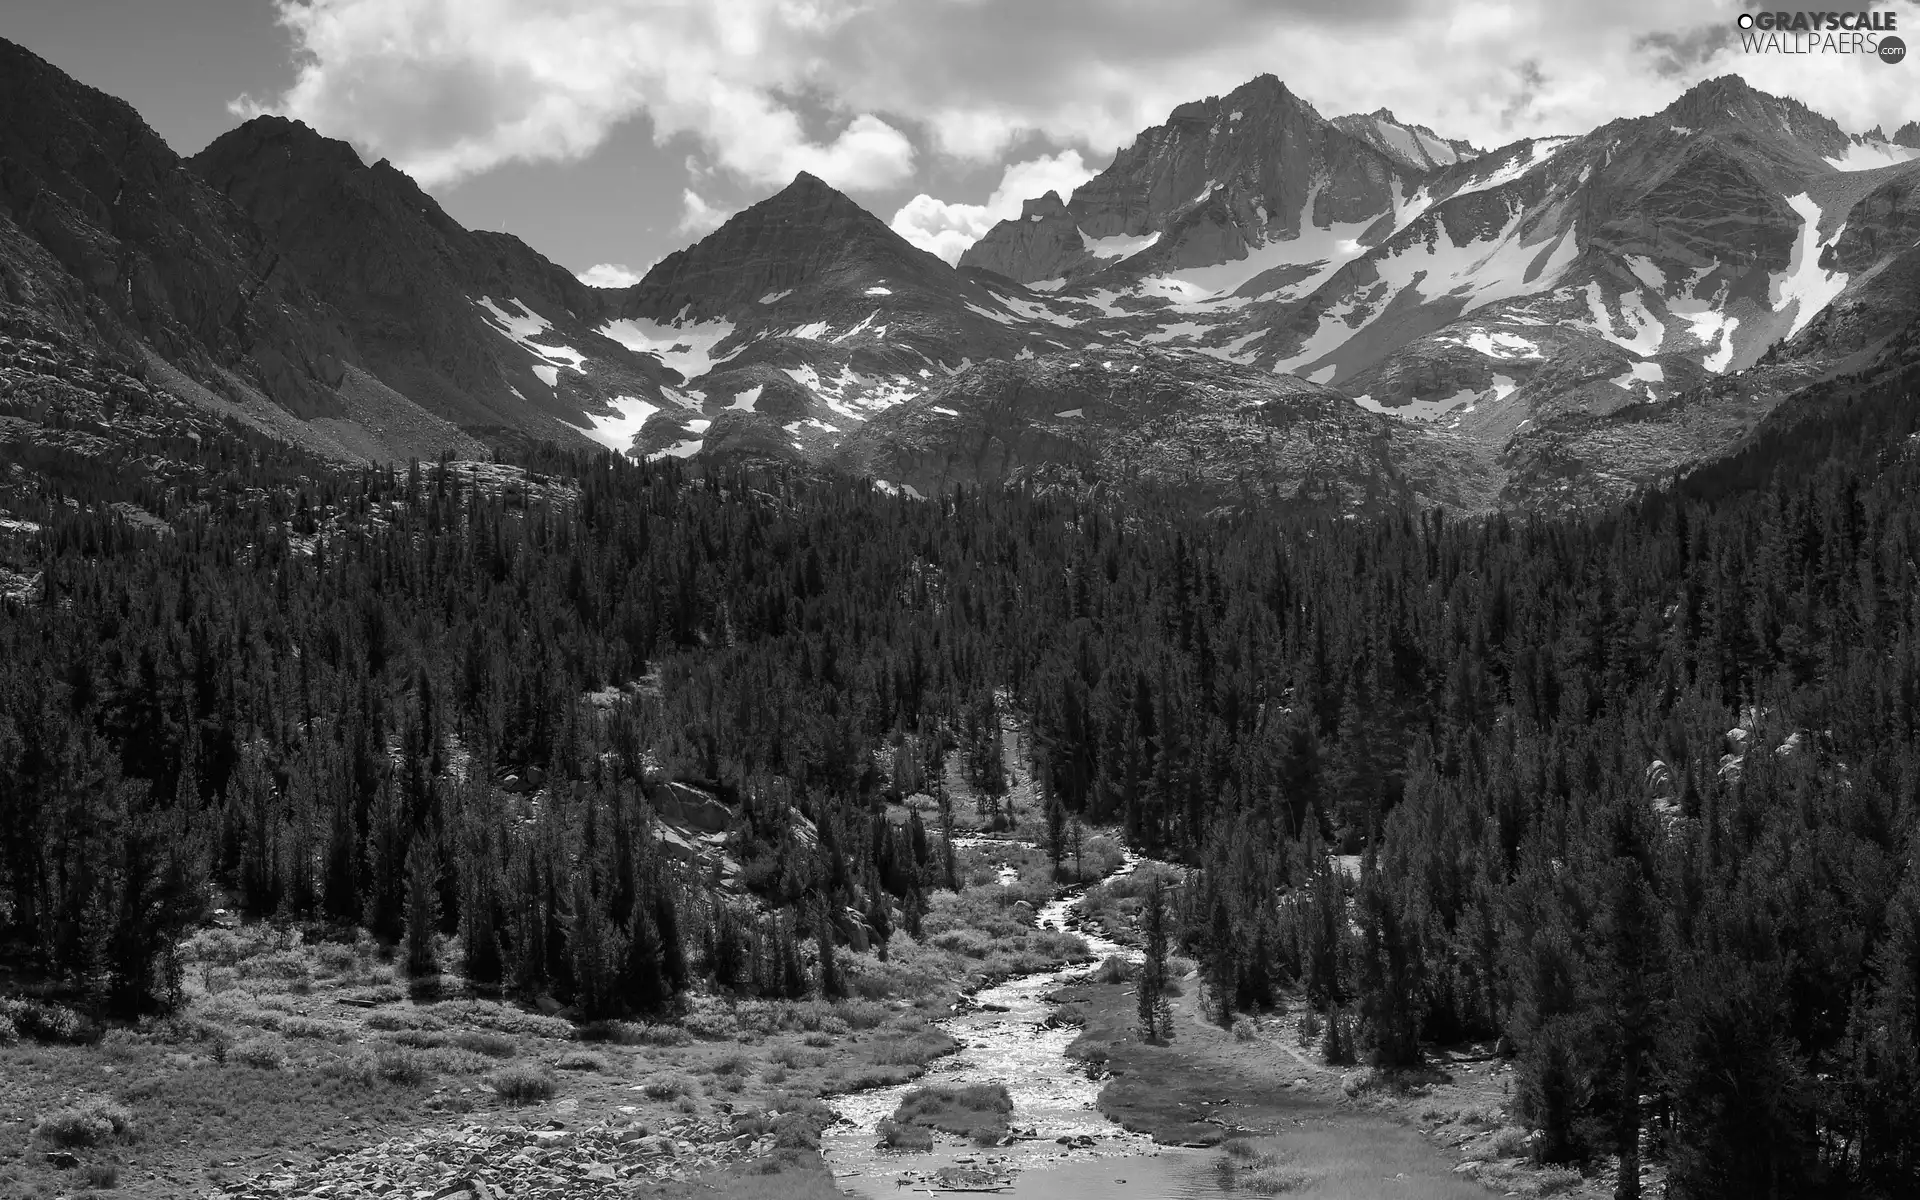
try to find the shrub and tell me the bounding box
[429,1001,572,1040]
[228,1036,290,1070]
[556,1051,609,1072]
[772,1111,821,1150]
[0,1011,16,1047]
[453,1030,518,1058]
[876,1118,932,1151]
[312,943,358,976]
[365,1010,442,1032]
[421,1047,494,1075]
[376,1048,430,1085]
[2,998,99,1044]
[84,1163,119,1188]
[580,1019,692,1046]
[1491,1126,1530,1158]
[710,1052,754,1076]
[641,1074,697,1100]
[489,1064,557,1104]
[277,1016,352,1042]
[316,1056,378,1086]
[34,1100,136,1148]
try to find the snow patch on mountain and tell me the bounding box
[1586,284,1665,357]
[599,315,738,379]
[1825,141,1920,171]
[571,396,659,453]
[1082,230,1162,259]
[1156,191,1377,302]
[833,311,884,342]
[1625,257,1667,292]
[1445,330,1543,359]
[476,297,588,370]
[1769,193,1849,340]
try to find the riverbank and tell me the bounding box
[1059,972,1612,1199]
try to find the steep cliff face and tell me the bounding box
[190,116,681,451]
[1332,109,1482,172]
[961,75,1416,287]
[958,191,1087,282]
[0,38,356,419]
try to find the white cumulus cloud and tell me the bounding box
[234,0,1920,228]
[576,262,648,288]
[677,190,735,236]
[235,0,917,191]
[890,150,1098,263]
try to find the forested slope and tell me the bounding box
[3,324,1920,1195]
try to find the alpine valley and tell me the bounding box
[5,36,1920,514]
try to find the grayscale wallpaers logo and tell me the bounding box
[1735,10,1904,61]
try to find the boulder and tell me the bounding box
[651,783,733,834]
[832,906,873,953]
[1645,759,1675,799]
[1718,752,1745,785]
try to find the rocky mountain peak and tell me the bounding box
[1664,74,1839,139]
[0,36,353,415]
[622,171,953,320]
[1330,107,1482,171]
[1894,121,1920,149]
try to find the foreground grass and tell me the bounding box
[1058,973,1596,1200]
[0,817,1120,1199]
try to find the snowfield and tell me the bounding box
[598,314,738,379]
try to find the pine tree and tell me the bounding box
[1139,877,1173,1042]
[617,898,662,1013]
[460,842,504,988]
[1046,790,1068,877]
[570,879,626,1019]
[403,837,442,979]
[815,898,843,999]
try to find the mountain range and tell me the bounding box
[5,37,1920,515]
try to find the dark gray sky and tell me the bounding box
[10,1,1916,283]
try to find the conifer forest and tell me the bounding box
[6,360,1920,1199]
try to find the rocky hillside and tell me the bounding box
[962,75,1417,289]
[191,117,682,455]
[0,38,680,464]
[5,33,1920,513]
[934,74,1920,512]
[589,173,1094,459]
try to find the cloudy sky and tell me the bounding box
[12,0,1919,284]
